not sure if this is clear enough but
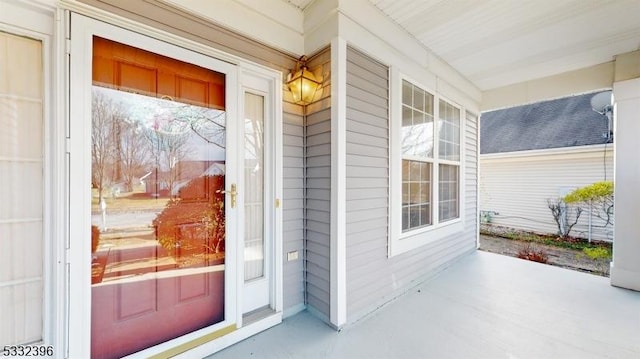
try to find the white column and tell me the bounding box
[330,36,347,328]
[611,78,640,291]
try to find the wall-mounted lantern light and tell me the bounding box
[286,55,320,105]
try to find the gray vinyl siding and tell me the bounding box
[302,49,333,321]
[305,107,332,319]
[78,0,306,315]
[283,105,306,313]
[345,47,478,321]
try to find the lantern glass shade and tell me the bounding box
[287,66,320,105]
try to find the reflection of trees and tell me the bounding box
[91,87,227,198]
[120,120,150,192]
[92,92,121,199]
[402,122,433,157]
[141,100,226,197]
[143,120,191,197]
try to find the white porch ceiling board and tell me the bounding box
[368,0,640,90]
[281,0,317,10]
[454,8,638,77]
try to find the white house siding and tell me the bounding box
[480,146,614,240]
[76,0,307,315]
[344,47,479,321]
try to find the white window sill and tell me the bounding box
[389,219,464,257]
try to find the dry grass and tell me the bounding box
[91,190,169,212]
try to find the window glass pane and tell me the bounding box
[402,105,412,127]
[401,81,434,158]
[402,206,409,231]
[244,93,264,282]
[402,159,432,231]
[438,164,459,222]
[414,87,425,112]
[402,80,412,105]
[438,100,461,161]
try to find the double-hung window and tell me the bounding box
[391,76,463,256]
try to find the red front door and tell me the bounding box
[90,37,228,359]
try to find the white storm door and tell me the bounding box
[68,14,240,359]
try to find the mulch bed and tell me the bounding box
[479,234,611,277]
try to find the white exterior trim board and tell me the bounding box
[481,144,613,162]
[162,0,304,56]
[330,36,347,328]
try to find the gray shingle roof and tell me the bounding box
[480,91,612,154]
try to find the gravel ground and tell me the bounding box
[479,234,611,277]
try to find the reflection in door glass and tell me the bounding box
[90,86,226,359]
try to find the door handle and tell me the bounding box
[229,183,237,208]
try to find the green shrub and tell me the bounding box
[582,246,611,260]
[564,181,613,203]
[564,181,614,226]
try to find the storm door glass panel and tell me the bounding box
[90,37,227,359]
[0,32,44,346]
[244,93,264,281]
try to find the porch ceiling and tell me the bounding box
[368,0,640,90]
[277,0,640,91]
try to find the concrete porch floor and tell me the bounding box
[209,251,640,359]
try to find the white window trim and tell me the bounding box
[389,68,466,257]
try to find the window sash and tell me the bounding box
[438,164,459,222]
[400,78,461,232]
[402,160,432,231]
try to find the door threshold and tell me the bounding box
[243,306,276,325]
[172,310,283,358]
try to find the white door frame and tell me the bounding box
[239,69,282,315]
[67,12,283,358]
[0,1,66,354]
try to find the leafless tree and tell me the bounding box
[547,198,583,238]
[143,116,192,197]
[119,120,151,192]
[92,91,123,200]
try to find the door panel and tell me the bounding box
[116,62,157,94]
[92,36,225,109]
[89,37,228,359]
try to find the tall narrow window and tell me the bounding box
[0,32,44,345]
[438,100,461,222]
[244,93,264,281]
[400,79,461,232]
[401,80,434,231]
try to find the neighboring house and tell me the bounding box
[1,1,639,359]
[480,92,614,241]
[142,160,226,196]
